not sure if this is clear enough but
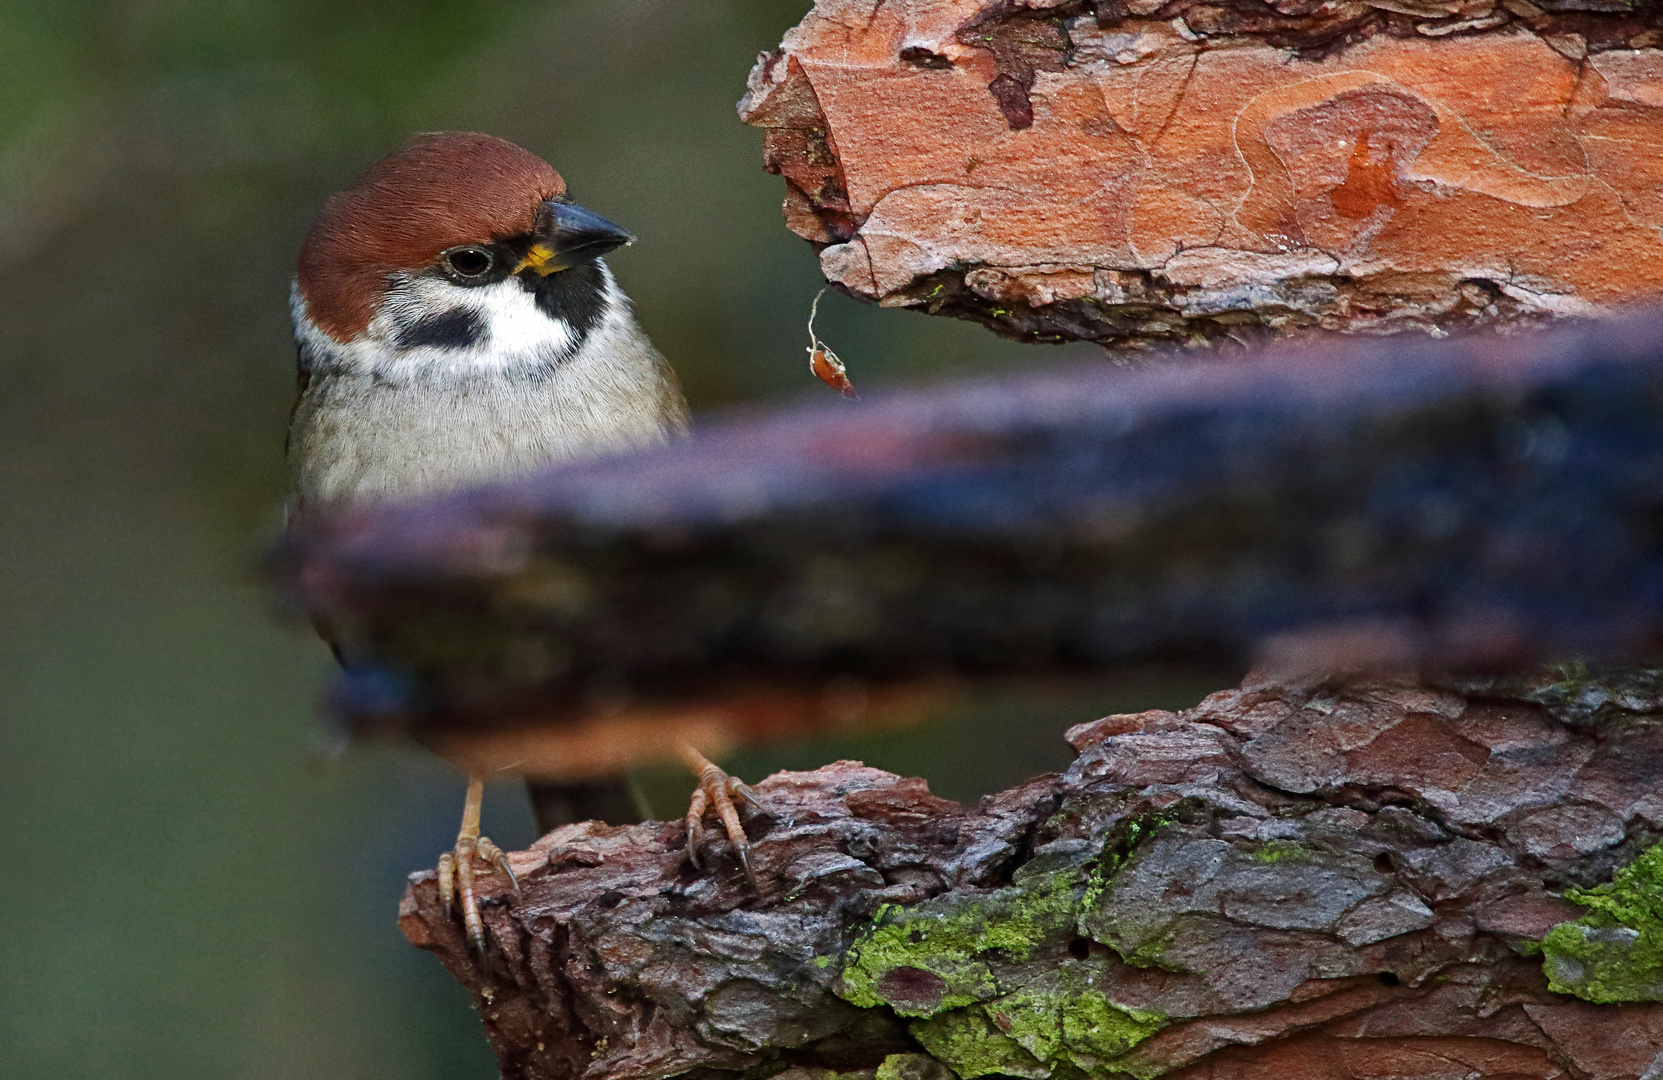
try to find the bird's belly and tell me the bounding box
[291,375,667,505]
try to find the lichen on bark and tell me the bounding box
[1542,841,1663,1003]
[837,839,1167,1078]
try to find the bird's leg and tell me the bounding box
[437,771,518,952]
[677,742,767,891]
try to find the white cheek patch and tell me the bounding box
[292,275,582,381]
[379,276,576,376]
[472,278,578,359]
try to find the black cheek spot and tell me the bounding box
[396,307,485,350]
[531,261,608,350]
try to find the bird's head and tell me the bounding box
[293,131,636,380]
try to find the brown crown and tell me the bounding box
[296,132,566,342]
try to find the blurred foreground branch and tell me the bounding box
[284,313,1663,749]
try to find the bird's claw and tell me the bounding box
[437,773,519,954]
[680,744,768,892]
[482,836,519,894]
[437,833,517,952]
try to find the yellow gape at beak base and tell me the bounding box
[515,243,567,276]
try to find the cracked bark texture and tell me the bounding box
[739,0,1663,348]
[399,672,1663,1080]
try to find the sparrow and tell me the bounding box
[287,132,759,950]
[289,131,687,504]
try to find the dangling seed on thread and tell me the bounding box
[806,287,857,399]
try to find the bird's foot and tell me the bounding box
[678,742,768,891]
[438,834,518,952]
[438,774,520,952]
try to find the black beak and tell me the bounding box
[517,200,635,275]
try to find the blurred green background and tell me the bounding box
[0,2,1231,1077]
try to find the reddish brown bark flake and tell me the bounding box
[740,1,1663,346]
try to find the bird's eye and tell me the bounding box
[442,246,494,278]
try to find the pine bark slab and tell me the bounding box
[399,672,1663,1080]
[739,0,1663,347]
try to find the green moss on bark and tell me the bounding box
[907,971,1164,1080]
[836,837,1170,1079]
[909,1007,1048,1079]
[991,963,1163,1065]
[1542,841,1663,1002]
[838,866,1086,1015]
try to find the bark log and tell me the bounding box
[739,0,1663,348]
[282,312,1663,760]
[399,671,1663,1080]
